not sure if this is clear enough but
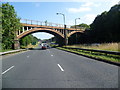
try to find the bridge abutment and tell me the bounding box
[14,39,20,49]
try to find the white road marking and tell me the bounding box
[27,56,29,58]
[51,55,53,56]
[57,64,64,72]
[2,66,14,75]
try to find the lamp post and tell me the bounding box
[56,13,65,26]
[56,13,67,45]
[75,18,80,44]
[75,18,80,29]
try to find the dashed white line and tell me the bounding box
[51,55,53,56]
[57,64,64,72]
[2,66,14,75]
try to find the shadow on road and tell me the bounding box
[26,48,52,50]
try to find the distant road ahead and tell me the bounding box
[2,48,118,88]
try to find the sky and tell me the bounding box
[2,0,119,40]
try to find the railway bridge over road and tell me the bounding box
[14,19,85,49]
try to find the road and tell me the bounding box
[2,48,119,88]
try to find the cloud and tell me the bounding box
[109,0,119,7]
[67,1,101,13]
[82,2,101,7]
[66,14,97,25]
[32,32,54,40]
[2,0,119,2]
[81,14,97,24]
[81,2,94,7]
[67,7,91,13]
[66,20,75,25]
[70,0,119,3]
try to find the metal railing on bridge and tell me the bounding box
[20,19,71,28]
[20,19,86,30]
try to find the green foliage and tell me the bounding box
[69,4,120,45]
[90,4,120,43]
[78,23,90,29]
[71,23,90,29]
[2,3,22,49]
[19,35,38,48]
[57,47,120,63]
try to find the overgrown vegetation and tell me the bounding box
[19,35,38,49]
[89,4,120,43]
[57,47,120,63]
[1,3,39,51]
[1,3,22,50]
[69,4,120,45]
[65,43,120,51]
[71,23,90,29]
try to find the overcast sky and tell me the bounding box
[2,0,119,40]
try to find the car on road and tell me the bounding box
[42,45,47,49]
[41,43,49,50]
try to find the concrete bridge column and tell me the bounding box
[22,27,25,32]
[27,27,29,31]
[64,25,68,45]
[18,30,20,35]
[14,39,20,49]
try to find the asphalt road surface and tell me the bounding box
[2,48,119,88]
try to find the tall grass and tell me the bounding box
[66,43,120,51]
[57,47,120,63]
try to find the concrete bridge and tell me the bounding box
[14,19,85,49]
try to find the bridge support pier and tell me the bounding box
[64,25,68,45]
[64,38,68,46]
[14,39,20,49]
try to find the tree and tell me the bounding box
[78,23,90,29]
[19,35,38,48]
[2,3,22,49]
[71,23,90,29]
[90,4,120,43]
[69,4,120,44]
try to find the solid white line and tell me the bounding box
[2,66,14,75]
[57,64,64,72]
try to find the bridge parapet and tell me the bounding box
[21,19,65,28]
[20,19,85,30]
[18,19,85,39]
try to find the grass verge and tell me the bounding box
[0,49,13,52]
[0,49,27,56]
[57,47,120,64]
[65,42,120,52]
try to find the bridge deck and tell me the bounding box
[21,23,84,31]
